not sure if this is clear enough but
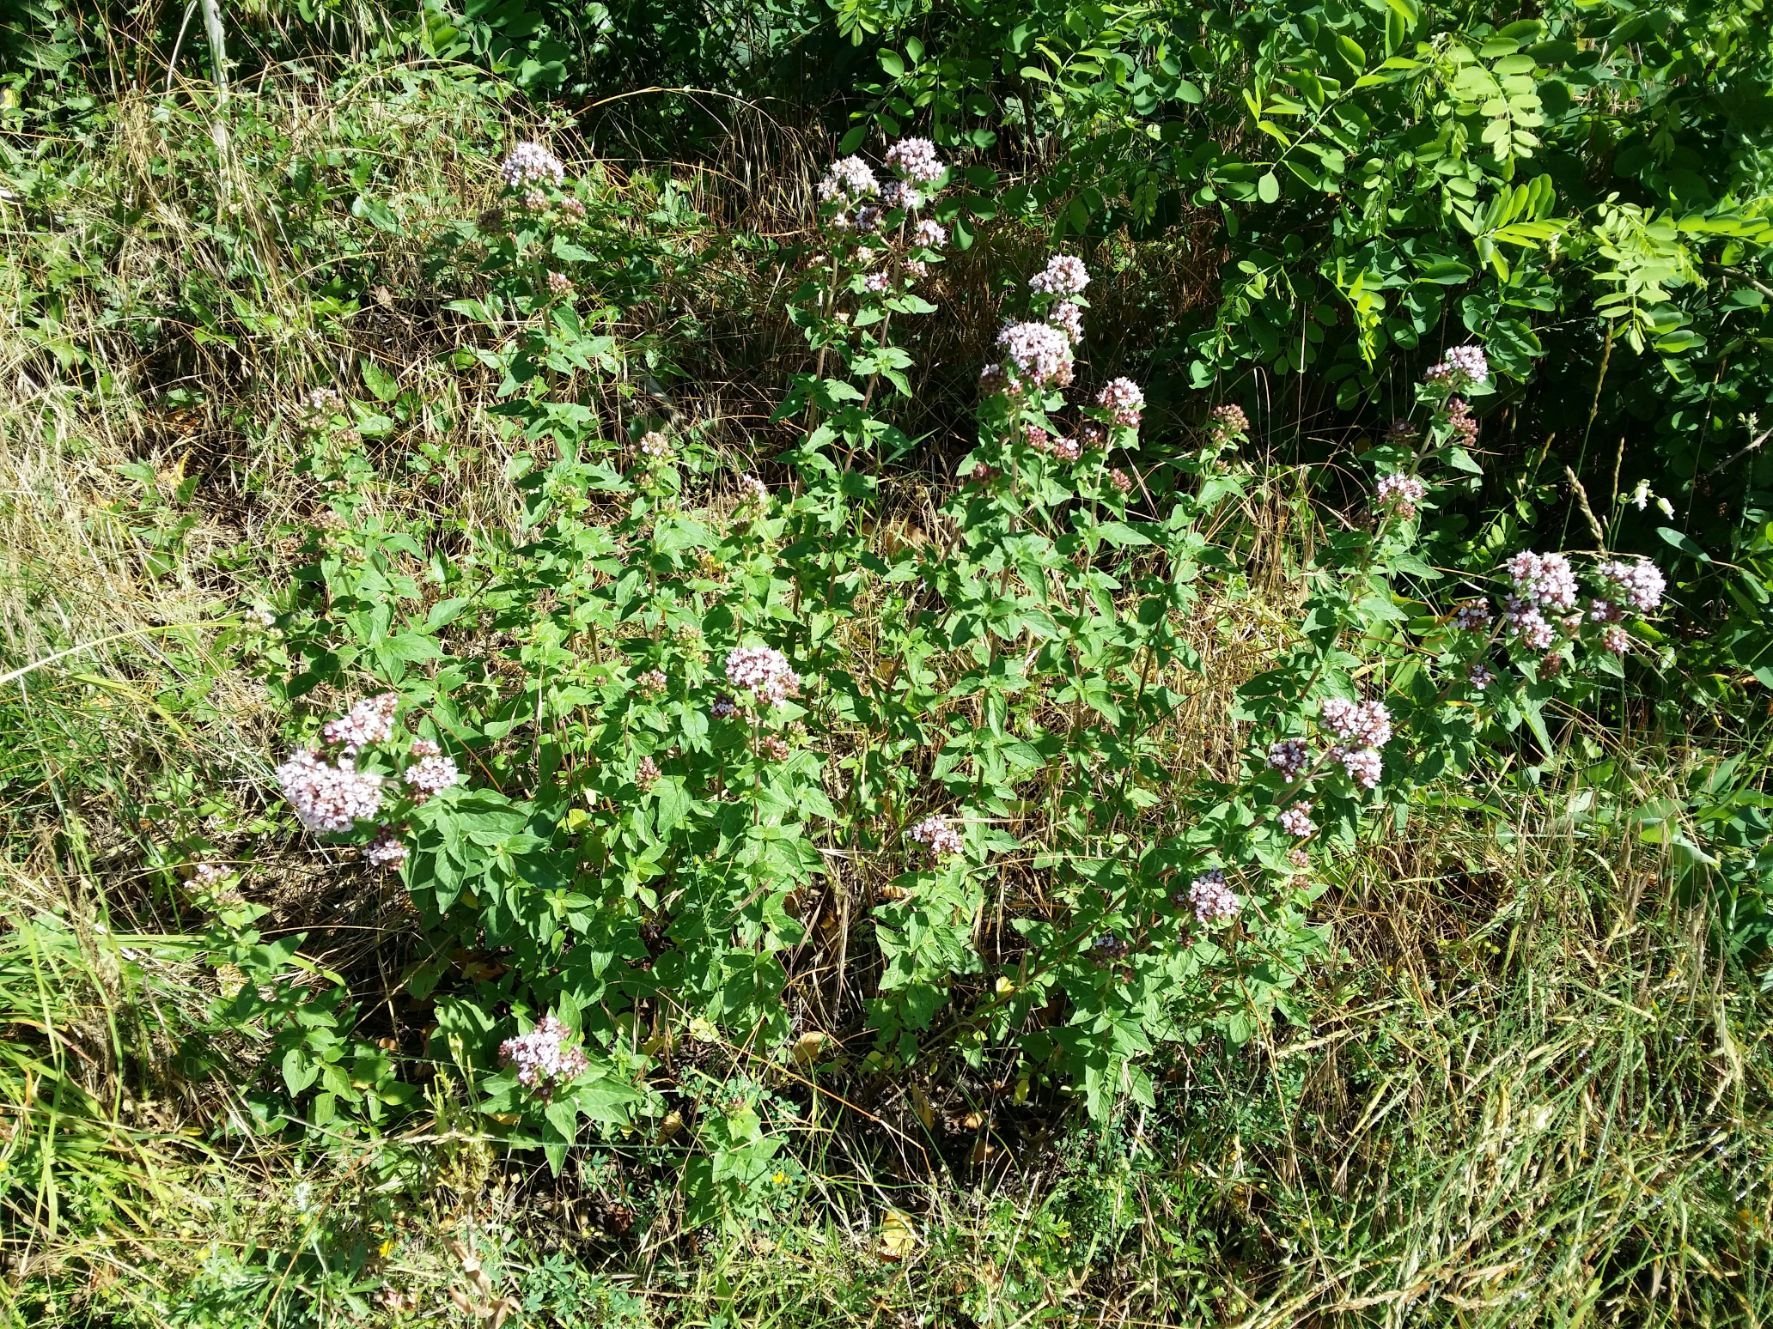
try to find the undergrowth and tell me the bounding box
[4,10,1773,1329]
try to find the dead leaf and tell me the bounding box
[875,1208,919,1262]
[791,1031,830,1066]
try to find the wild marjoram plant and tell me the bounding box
[240,136,1673,1177]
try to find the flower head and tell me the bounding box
[1469,663,1494,691]
[1453,600,1493,631]
[818,156,879,205]
[1427,344,1489,387]
[500,141,565,191]
[908,814,964,861]
[1208,404,1249,441]
[725,646,800,707]
[736,474,769,510]
[1047,300,1085,345]
[1337,746,1384,789]
[884,137,944,185]
[1096,377,1144,428]
[1320,698,1392,749]
[1505,551,1578,612]
[1187,870,1242,924]
[994,321,1074,387]
[321,692,398,754]
[1599,558,1665,613]
[1375,473,1427,518]
[1029,254,1089,298]
[638,430,671,460]
[404,752,461,803]
[192,861,229,887]
[1446,397,1479,445]
[499,1015,590,1097]
[1279,803,1316,838]
[1504,596,1556,650]
[365,827,408,870]
[912,218,948,248]
[1266,738,1311,780]
[276,750,383,835]
[878,180,923,211]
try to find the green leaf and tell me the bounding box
[282,1048,319,1095]
[1257,172,1280,204]
[361,360,399,402]
[1656,527,1710,563]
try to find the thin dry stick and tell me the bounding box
[199,0,232,199]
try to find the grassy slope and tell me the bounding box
[2,64,1770,1329]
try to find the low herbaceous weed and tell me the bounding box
[5,35,1771,1327]
[233,138,1681,1178]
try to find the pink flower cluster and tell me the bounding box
[1453,600,1493,631]
[276,750,384,835]
[1337,747,1384,789]
[1187,870,1242,924]
[276,692,463,864]
[1279,803,1316,838]
[1506,551,1579,611]
[1208,404,1249,440]
[1599,558,1665,613]
[1447,398,1478,446]
[1376,473,1427,518]
[817,155,879,204]
[365,827,408,870]
[1047,300,1084,344]
[1427,344,1489,387]
[405,740,461,803]
[1321,698,1391,790]
[884,137,945,185]
[322,692,397,753]
[500,141,565,190]
[1024,424,1080,461]
[499,1015,590,1097]
[913,219,948,248]
[879,180,922,211]
[1321,698,1392,748]
[1096,378,1144,428]
[908,814,964,861]
[995,320,1074,387]
[1266,738,1310,780]
[734,474,769,510]
[1502,551,1579,650]
[1029,254,1089,298]
[1505,597,1556,649]
[725,646,800,707]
